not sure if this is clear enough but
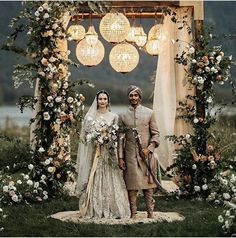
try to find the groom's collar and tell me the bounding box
[128,104,142,111]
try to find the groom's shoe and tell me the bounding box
[143,188,155,219]
[128,190,138,219]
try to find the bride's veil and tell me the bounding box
[75,97,97,195]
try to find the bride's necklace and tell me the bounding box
[97,109,108,114]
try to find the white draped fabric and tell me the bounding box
[153,7,194,170]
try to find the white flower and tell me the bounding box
[47,95,53,102]
[48,167,55,173]
[17,180,22,185]
[229,55,232,60]
[0,208,2,212]
[207,97,213,103]
[11,195,19,202]
[189,47,195,54]
[43,191,48,195]
[38,147,45,153]
[193,118,199,124]
[43,13,49,19]
[192,164,197,170]
[205,66,210,72]
[222,179,228,186]
[216,55,222,62]
[27,180,33,186]
[35,11,40,17]
[194,186,200,192]
[41,175,46,180]
[63,82,68,89]
[38,6,44,12]
[197,76,205,84]
[45,159,51,165]
[218,215,224,223]
[24,174,29,180]
[225,220,230,229]
[34,182,39,189]
[202,184,208,190]
[43,112,50,121]
[223,193,231,200]
[28,164,34,170]
[55,96,62,103]
[225,210,231,217]
[3,186,8,192]
[43,195,48,200]
[191,59,197,64]
[67,97,74,103]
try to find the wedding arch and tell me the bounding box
[29,0,204,171]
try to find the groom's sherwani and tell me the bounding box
[118,104,160,190]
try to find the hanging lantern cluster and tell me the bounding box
[68,12,165,72]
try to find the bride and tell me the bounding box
[51,90,130,220]
[76,90,130,219]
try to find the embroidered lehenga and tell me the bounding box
[76,108,130,219]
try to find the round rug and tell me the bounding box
[49,211,185,225]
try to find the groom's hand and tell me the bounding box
[118,158,126,170]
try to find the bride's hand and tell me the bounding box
[118,158,126,170]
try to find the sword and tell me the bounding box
[132,128,168,194]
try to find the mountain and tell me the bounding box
[0,1,236,105]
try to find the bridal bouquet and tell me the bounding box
[84,116,119,149]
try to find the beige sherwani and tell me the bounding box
[118,104,160,190]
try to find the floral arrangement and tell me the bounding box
[1,1,110,204]
[206,170,236,234]
[84,116,119,150]
[166,26,236,197]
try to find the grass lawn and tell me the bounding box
[1,195,225,237]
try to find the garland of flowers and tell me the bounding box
[166,26,236,198]
[0,1,111,204]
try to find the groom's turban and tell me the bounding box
[127,85,142,98]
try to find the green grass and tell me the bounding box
[1,196,225,237]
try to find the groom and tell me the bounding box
[118,85,160,219]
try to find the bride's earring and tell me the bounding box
[107,103,111,112]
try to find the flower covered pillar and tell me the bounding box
[26,2,84,195]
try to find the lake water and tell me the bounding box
[0,105,127,128]
[0,105,235,128]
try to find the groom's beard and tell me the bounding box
[129,98,141,107]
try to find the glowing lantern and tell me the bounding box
[135,26,147,47]
[109,43,139,73]
[145,39,160,56]
[67,25,85,41]
[76,39,104,67]
[99,13,130,43]
[85,25,98,46]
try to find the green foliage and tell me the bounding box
[0,135,32,173]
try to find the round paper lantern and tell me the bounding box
[148,24,162,40]
[145,39,160,56]
[99,13,130,43]
[76,39,105,67]
[135,26,147,47]
[85,25,98,46]
[109,43,139,73]
[67,25,85,41]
